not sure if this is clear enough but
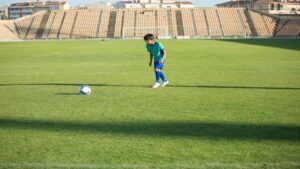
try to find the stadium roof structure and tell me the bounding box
[118,0,193,4]
[10,1,67,7]
[216,0,259,7]
[217,0,300,6]
[255,0,300,4]
[175,1,193,5]
[114,0,194,8]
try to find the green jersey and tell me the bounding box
[146,42,165,62]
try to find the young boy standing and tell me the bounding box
[144,34,169,88]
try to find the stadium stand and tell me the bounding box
[237,8,253,37]
[262,14,277,35]
[15,15,34,39]
[249,10,272,37]
[276,19,300,37]
[59,9,77,39]
[157,9,169,37]
[136,10,156,37]
[113,10,124,38]
[218,8,245,37]
[35,13,50,39]
[26,13,44,40]
[107,10,117,38]
[47,10,65,39]
[41,11,56,39]
[97,10,110,38]
[175,10,184,36]
[73,9,100,38]
[205,8,223,37]
[0,20,19,40]
[123,9,136,38]
[181,9,195,36]
[193,9,209,37]
[1,8,299,41]
[169,9,178,37]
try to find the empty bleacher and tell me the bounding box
[47,10,65,39]
[41,11,56,39]
[35,13,50,39]
[136,10,156,37]
[175,10,184,36]
[237,8,253,36]
[26,13,44,40]
[107,11,117,38]
[73,9,100,38]
[157,10,169,36]
[0,21,19,40]
[113,10,124,38]
[98,10,110,38]
[59,9,77,39]
[218,8,245,37]
[15,16,34,39]
[169,9,178,36]
[249,10,271,37]
[193,9,209,37]
[205,8,222,37]
[276,19,300,37]
[262,14,277,35]
[181,9,195,36]
[275,19,288,33]
[123,9,136,38]
[5,8,299,40]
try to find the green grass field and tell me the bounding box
[0,39,299,169]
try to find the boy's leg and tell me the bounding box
[152,69,161,88]
[152,61,161,88]
[160,70,169,87]
[154,61,161,83]
[160,71,167,82]
[157,62,167,82]
[157,63,169,87]
[155,69,160,83]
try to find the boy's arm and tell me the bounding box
[160,50,167,64]
[149,53,153,66]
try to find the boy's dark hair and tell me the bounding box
[144,34,154,41]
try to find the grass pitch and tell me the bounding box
[0,39,300,168]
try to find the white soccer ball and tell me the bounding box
[80,85,91,95]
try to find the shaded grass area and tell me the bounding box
[0,118,299,141]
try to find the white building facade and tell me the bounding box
[9,1,70,20]
[114,0,194,9]
[0,5,8,20]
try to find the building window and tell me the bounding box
[23,12,32,15]
[276,4,280,10]
[270,4,274,10]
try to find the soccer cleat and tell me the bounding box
[152,82,160,88]
[161,81,169,87]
